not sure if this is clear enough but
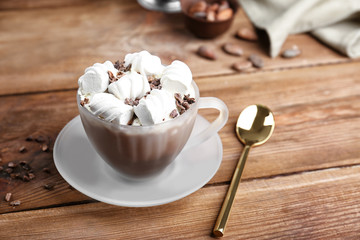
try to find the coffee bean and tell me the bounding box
[216,8,233,21]
[4,192,12,202]
[188,1,207,15]
[282,45,301,58]
[248,54,264,68]
[197,46,217,60]
[232,60,253,72]
[222,43,243,56]
[236,27,258,41]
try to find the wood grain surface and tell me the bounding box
[1,0,360,239]
[0,0,350,96]
[1,166,360,239]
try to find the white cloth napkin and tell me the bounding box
[239,0,360,58]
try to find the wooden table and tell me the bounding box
[1,0,360,239]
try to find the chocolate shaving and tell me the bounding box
[108,71,116,83]
[170,109,178,118]
[176,101,185,111]
[182,102,190,110]
[10,200,21,206]
[28,173,36,180]
[26,136,33,141]
[5,193,12,202]
[174,93,183,105]
[125,64,132,72]
[8,162,16,168]
[80,100,85,106]
[44,183,55,190]
[19,146,26,153]
[124,98,139,107]
[35,136,46,143]
[184,94,196,104]
[41,144,49,152]
[114,60,122,70]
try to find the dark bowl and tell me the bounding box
[181,0,239,39]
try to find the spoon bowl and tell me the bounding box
[213,104,275,237]
[236,104,275,146]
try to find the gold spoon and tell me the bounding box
[213,104,275,237]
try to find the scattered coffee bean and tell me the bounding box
[197,46,217,60]
[222,43,243,56]
[4,193,12,202]
[41,144,49,152]
[44,183,55,190]
[281,45,301,58]
[216,8,233,21]
[10,200,21,206]
[43,167,51,174]
[232,60,253,72]
[26,136,34,141]
[188,1,207,15]
[19,146,26,153]
[248,54,264,68]
[170,109,178,119]
[236,27,258,41]
[8,162,16,168]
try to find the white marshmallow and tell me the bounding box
[124,51,165,77]
[89,93,133,125]
[161,60,193,96]
[108,71,150,101]
[78,61,117,95]
[134,89,177,126]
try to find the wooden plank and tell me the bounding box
[0,62,359,214]
[0,0,90,10]
[1,165,360,239]
[0,0,353,95]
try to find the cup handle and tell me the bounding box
[183,97,229,150]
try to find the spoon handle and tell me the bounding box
[213,144,251,237]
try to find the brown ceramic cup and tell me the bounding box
[78,80,228,180]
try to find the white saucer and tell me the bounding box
[54,115,223,207]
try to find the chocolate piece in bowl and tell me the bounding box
[181,0,239,38]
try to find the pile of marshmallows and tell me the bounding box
[78,51,195,126]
